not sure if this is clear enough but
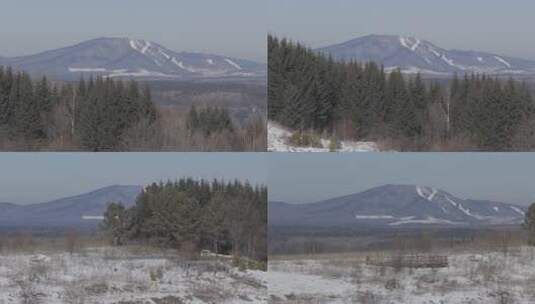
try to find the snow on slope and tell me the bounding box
[316,34,535,77]
[224,58,242,70]
[1,37,265,80]
[511,206,526,216]
[271,184,526,228]
[389,216,462,226]
[268,121,379,152]
[416,186,437,201]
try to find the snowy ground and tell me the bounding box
[268,122,378,152]
[268,247,535,303]
[0,247,267,304]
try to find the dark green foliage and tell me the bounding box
[449,75,533,150]
[76,77,158,151]
[102,178,267,262]
[524,203,535,246]
[0,67,13,126]
[186,105,234,136]
[101,202,131,246]
[0,67,158,149]
[287,130,322,147]
[268,35,535,151]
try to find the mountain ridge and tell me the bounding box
[0,37,266,80]
[315,34,535,77]
[0,185,142,230]
[269,184,527,228]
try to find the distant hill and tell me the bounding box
[0,37,265,80]
[316,34,535,77]
[0,185,142,231]
[269,184,526,228]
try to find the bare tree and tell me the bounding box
[65,230,78,255]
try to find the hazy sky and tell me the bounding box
[269,153,535,206]
[0,153,266,205]
[0,0,266,62]
[269,0,535,60]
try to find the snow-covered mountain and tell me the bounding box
[316,35,535,76]
[269,184,527,228]
[0,185,142,230]
[0,37,265,80]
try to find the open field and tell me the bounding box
[268,246,535,304]
[0,242,267,304]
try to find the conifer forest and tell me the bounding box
[268,35,535,151]
[0,67,266,151]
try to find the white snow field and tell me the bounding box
[268,247,535,303]
[0,247,267,304]
[268,122,378,152]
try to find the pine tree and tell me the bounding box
[101,202,130,246]
[524,203,535,246]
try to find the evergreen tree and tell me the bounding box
[101,178,267,262]
[524,203,535,246]
[268,35,535,151]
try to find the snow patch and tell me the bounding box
[493,206,499,212]
[428,188,438,201]
[129,39,151,55]
[399,36,420,51]
[429,47,441,57]
[389,216,461,226]
[82,215,104,220]
[159,49,171,60]
[399,36,420,52]
[107,69,177,78]
[207,59,214,65]
[0,248,267,303]
[267,270,352,299]
[171,57,197,73]
[445,196,458,207]
[224,58,242,70]
[494,56,511,68]
[268,121,379,152]
[411,39,421,51]
[477,56,484,62]
[511,206,525,216]
[457,204,474,217]
[384,66,450,76]
[445,196,485,219]
[441,54,466,70]
[355,215,394,220]
[269,247,535,303]
[129,39,141,52]
[68,67,107,72]
[416,186,437,201]
[141,41,151,54]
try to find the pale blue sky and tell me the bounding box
[0,153,266,205]
[269,153,535,206]
[0,0,266,62]
[269,0,535,60]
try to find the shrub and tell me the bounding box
[232,256,266,271]
[63,283,86,304]
[384,278,400,290]
[287,131,322,147]
[328,137,341,152]
[149,267,164,282]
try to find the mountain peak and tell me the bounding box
[0,185,143,231]
[0,38,265,80]
[316,34,535,77]
[270,184,526,228]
